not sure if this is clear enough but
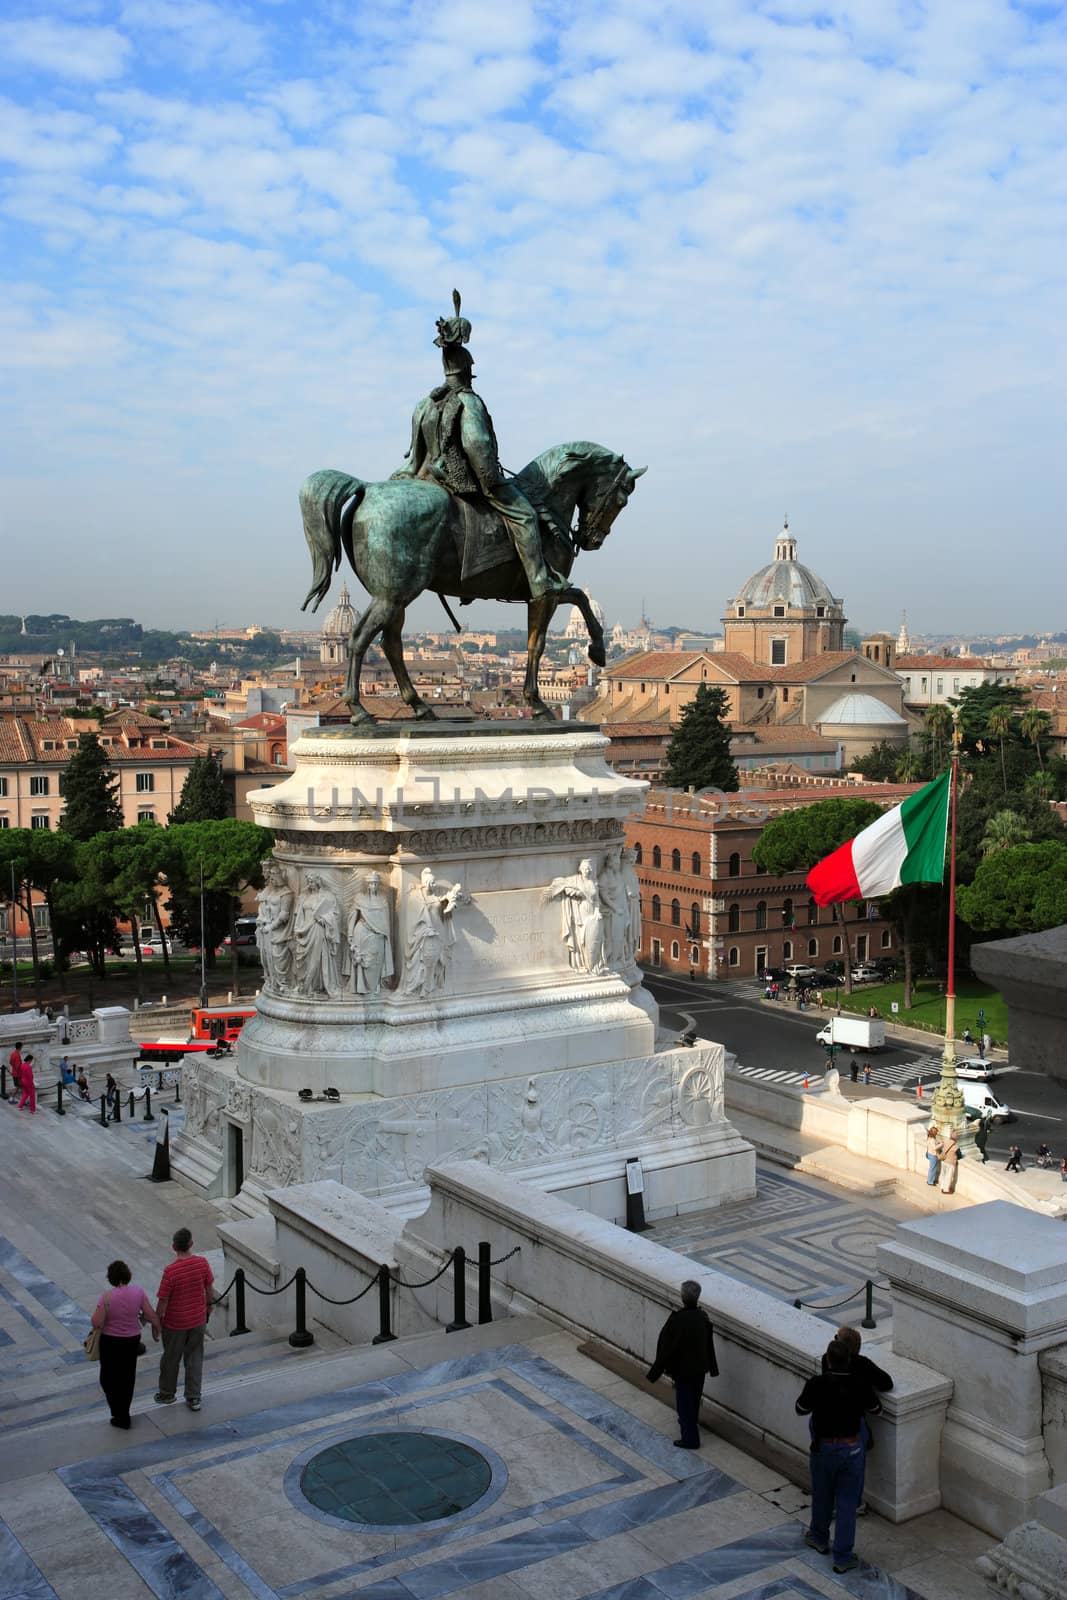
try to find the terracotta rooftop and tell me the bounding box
[0,717,201,765]
[895,654,995,671]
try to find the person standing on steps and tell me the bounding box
[849,1052,859,1083]
[925,1125,942,1186]
[646,1279,718,1450]
[155,1228,214,1412]
[974,1114,990,1164]
[18,1053,36,1113]
[939,1127,961,1193]
[796,1337,883,1575]
[1005,1145,1023,1173]
[91,1260,160,1429]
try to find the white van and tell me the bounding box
[961,1081,1014,1124]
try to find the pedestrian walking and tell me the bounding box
[105,1073,119,1117]
[974,1116,990,1164]
[7,1041,23,1102]
[977,1035,985,1059]
[939,1128,961,1193]
[76,1068,91,1101]
[1005,1145,1023,1173]
[18,1053,37,1113]
[1060,1157,1067,1184]
[796,1338,883,1573]
[863,1063,872,1086]
[849,1052,858,1083]
[646,1279,718,1450]
[155,1228,214,1412]
[91,1261,160,1429]
[982,1032,991,1058]
[925,1126,942,1186]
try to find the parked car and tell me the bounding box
[755,967,789,986]
[818,969,845,987]
[954,1057,999,1082]
[850,964,882,984]
[784,963,818,982]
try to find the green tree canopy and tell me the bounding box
[164,818,272,973]
[662,683,738,793]
[58,731,122,839]
[848,741,902,782]
[956,784,1065,885]
[751,798,885,875]
[169,750,230,823]
[957,841,1067,936]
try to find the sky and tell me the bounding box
[1,0,1065,642]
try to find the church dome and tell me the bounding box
[322,582,356,638]
[818,692,908,726]
[732,524,839,611]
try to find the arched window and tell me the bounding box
[728,852,741,877]
[881,930,892,948]
[783,939,793,960]
[690,945,700,965]
[755,900,767,930]
[807,897,818,925]
[671,941,680,960]
[633,842,643,864]
[690,903,701,936]
[808,938,818,957]
[728,946,739,967]
[671,898,681,927]
[671,848,681,871]
[782,897,793,929]
[727,902,740,933]
[652,846,662,868]
[691,851,701,875]
[832,934,842,954]
[651,895,661,922]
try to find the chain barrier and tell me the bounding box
[488,1246,521,1267]
[388,1250,457,1290]
[305,1274,379,1307]
[793,1277,884,1330]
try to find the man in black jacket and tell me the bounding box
[796,1338,883,1574]
[646,1280,718,1449]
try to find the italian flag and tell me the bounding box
[807,771,951,906]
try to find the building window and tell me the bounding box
[936,678,943,694]
[652,846,662,868]
[773,605,785,617]
[757,686,765,699]
[33,905,50,929]
[952,678,960,694]
[808,938,818,957]
[30,775,49,796]
[832,934,842,954]
[691,851,701,874]
[736,605,745,617]
[671,941,680,960]
[138,809,155,823]
[651,894,661,922]
[633,843,642,864]
[0,778,6,797]
[783,939,792,960]
[921,677,927,693]
[31,814,50,829]
[727,903,740,932]
[135,772,155,793]
[781,687,789,703]
[881,930,892,948]
[771,638,787,666]
[755,900,767,929]
[671,848,681,871]
[782,897,793,928]
[816,605,825,617]
[690,903,701,935]
[690,945,699,965]
[807,898,818,925]
[671,898,681,926]
[651,938,661,967]
[0,816,8,829]
[728,946,739,967]
[728,852,740,877]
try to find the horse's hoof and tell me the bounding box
[349,708,376,727]
[588,642,606,668]
[412,703,438,722]
[529,705,556,723]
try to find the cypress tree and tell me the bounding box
[662,683,739,793]
[59,732,123,839]
[169,750,230,822]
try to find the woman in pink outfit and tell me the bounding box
[91,1261,161,1428]
[17,1053,36,1113]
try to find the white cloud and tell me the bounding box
[0,18,131,83]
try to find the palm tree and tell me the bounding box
[1020,707,1050,771]
[1025,770,1055,801]
[925,704,952,772]
[895,750,921,782]
[987,707,1012,796]
[979,809,1031,858]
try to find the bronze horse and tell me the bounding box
[300,442,645,723]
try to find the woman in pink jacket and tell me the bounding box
[91,1261,161,1428]
[17,1053,36,1113]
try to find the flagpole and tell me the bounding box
[931,709,965,1139]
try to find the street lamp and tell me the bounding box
[930,708,967,1141]
[198,858,208,1010]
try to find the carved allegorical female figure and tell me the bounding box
[343,872,394,996]
[401,867,466,998]
[545,858,607,975]
[293,871,343,998]
[597,847,629,969]
[621,846,642,965]
[256,860,295,993]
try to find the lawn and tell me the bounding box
[836,978,1008,1046]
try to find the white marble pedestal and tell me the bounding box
[172,722,754,1221]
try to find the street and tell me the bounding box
[643,969,1067,1169]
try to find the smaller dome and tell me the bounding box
[732,523,839,611]
[322,582,355,638]
[818,692,908,726]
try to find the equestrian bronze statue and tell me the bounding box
[300,291,645,724]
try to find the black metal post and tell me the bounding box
[862,1279,877,1330]
[143,1086,154,1122]
[112,1090,121,1124]
[128,1090,135,1117]
[288,1266,315,1348]
[174,1076,181,1104]
[447,1247,471,1333]
[56,1080,65,1116]
[372,1263,396,1344]
[478,1241,492,1325]
[99,1093,108,1128]
[1,1063,7,1100]
[229,1268,249,1337]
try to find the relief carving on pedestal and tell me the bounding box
[400,867,470,998]
[545,858,608,975]
[342,872,395,996]
[183,1060,225,1150]
[256,860,296,994]
[250,1098,301,1187]
[293,870,344,998]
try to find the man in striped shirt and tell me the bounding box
[155,1227,214,1411]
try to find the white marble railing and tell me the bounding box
[64,1018,100,1043]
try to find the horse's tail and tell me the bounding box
[299,469,366,612]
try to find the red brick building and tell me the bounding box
[627,777,923,979]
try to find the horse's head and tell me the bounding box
[534,444,646,552]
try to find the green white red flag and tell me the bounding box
[806,771,951,906]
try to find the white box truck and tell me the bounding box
[816,1016,887,1052]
